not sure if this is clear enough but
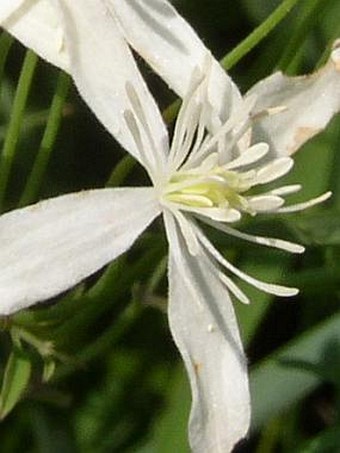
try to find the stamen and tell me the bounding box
[270,184,302,196]
[170,101,201,171]
[163,211,203,310]
[195,227,299,297]
[125,82,162,172]
[251,105,288,121]
[169,68,206,170]
[224,142,269,170]
[184,95,257,169]
[278,191,332,213]
[247,195,284,212]
[199,217,305,254]
[255,157,294,185]
[218,271,250,304]
[173,210,199,256]
[124,109,155,179]
[168,193,214,207]
[167,201,241,223]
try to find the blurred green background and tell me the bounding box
[0,0,340,452]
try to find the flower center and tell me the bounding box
[165,166,250,208]
[161,144,296,223]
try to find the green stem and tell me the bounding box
[277,0,331,73]
[220,0,301,71]
[0,32,13,90]
[55,301,142,380]
[106,154,135,187]
[19,71,70,207]
[0,109,51,140]
[255,416,282,453]
[0,49,38,211]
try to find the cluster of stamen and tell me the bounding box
[123,69,331,302]
[162,142,298,223]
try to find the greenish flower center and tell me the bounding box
[163,166,253,212]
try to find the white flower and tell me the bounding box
[1,2,340,452]
[0,45,339,451]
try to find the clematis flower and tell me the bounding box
[1,2,340,451]
[0,41,339,450]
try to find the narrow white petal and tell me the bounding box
[248,42,340,156]
[2,0,70,72]
[56,0,168,174]
[109,0,242,122]
[0,188,160,315]
[164,211,250,453]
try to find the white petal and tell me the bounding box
[109,0,242,122]
[248,42,340,156]
[164,211,250,453]
[55,0,169,175]
[0,188,160,315]
[0,0,25,22]
[2,0,70,72]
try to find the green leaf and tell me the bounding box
[250,311,340,432]
[298,427,340,453]
[0,349,32,419]
[289,208,340,245]
[236,255,291,345]
[137,366,191,453]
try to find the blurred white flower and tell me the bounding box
[0,45,339,450]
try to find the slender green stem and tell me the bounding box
[255,416,282,453]
[0,32,13,90]
[147,256,167,293]
[55,301,142,380]
[19,72,71,207]
[220,0,301,71]
[78,302,141,361]
[0,109,51,140]
[106,154,135,187]
[277,0,331,73]
[0,49,38,211]
[163,98,181,125]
